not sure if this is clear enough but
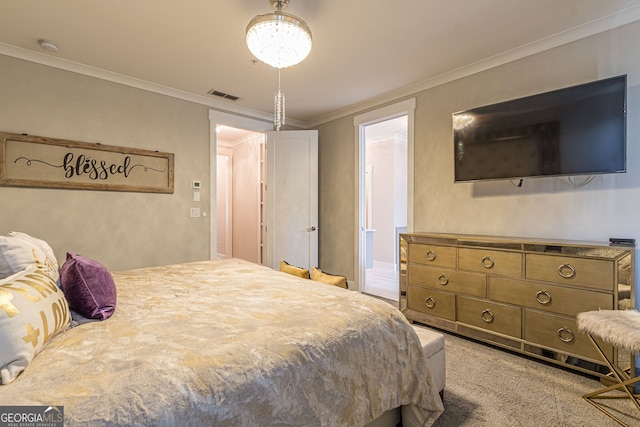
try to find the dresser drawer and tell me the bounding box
[407,285,456,321]
[524,310,613,361]
[525,254,614,291]
[459,248,522,278]
[457,296,521,338]
[489,277,613,317]
[408,243,457,268]
[409,264,486,298]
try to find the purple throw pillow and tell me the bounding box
[60,253,117,321]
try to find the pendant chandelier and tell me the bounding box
[246,0,312,69]
[246,0,312,130]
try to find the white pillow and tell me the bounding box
[0,232,60,283]
[0,266,71,384]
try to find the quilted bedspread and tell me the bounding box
[0,259,443,426]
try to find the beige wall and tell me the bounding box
[3,20,640,280]
[0,55,211,271]
[317,115,356,279]
[317,20,640,282]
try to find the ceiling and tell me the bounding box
[2,0,640,129]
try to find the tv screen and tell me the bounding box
[453,75,627,183]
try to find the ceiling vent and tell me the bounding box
[207,89,239,101]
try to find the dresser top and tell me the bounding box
[402,232,634,260]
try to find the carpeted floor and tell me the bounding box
[428,327,640,426]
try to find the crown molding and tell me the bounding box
[3,4,640,131]
[0,42,307,129]
[307,4,640,128]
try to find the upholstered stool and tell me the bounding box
[411,324,446,399]
[576,310,640,426]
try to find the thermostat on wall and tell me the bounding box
[191,180,201,189]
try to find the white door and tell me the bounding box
[264,130,318,271]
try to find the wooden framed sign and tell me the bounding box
[0,132,174,193]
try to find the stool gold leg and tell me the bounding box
[582,334,640,427]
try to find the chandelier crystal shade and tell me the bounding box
[246,1,312,69]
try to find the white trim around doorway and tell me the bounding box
[353,98,416,293]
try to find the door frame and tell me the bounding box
[208,110,273,260]
[353,98,416,292]
[216,147,233,259]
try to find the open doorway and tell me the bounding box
[354,98,415,301]
[362,116,408,300]
[209,111,273,262]
[215,125,264,264]
[209,111,318,270]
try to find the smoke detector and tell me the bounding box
[38,39,59,52]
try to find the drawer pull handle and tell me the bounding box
[557,327,575,343]
[481,309,494,323]
[437,274,449,285]
[535,290,552,305]
[424,297,436,308]
[425,250,437,261]
[481,256,495,269]
[557,264,576,279]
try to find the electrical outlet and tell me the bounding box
[190,207,201,218]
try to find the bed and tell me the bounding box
[0,257,444,426]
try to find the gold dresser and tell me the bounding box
[399,232,635,377]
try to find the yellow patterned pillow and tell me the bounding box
[311,266,348,289]
[279,260,310,279]
[0,266,71,384]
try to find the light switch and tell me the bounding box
[190,208,201,218]
[193,191,200,202]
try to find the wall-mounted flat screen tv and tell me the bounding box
[453,75,627,183]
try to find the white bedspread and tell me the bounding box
[0,259,443,426]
